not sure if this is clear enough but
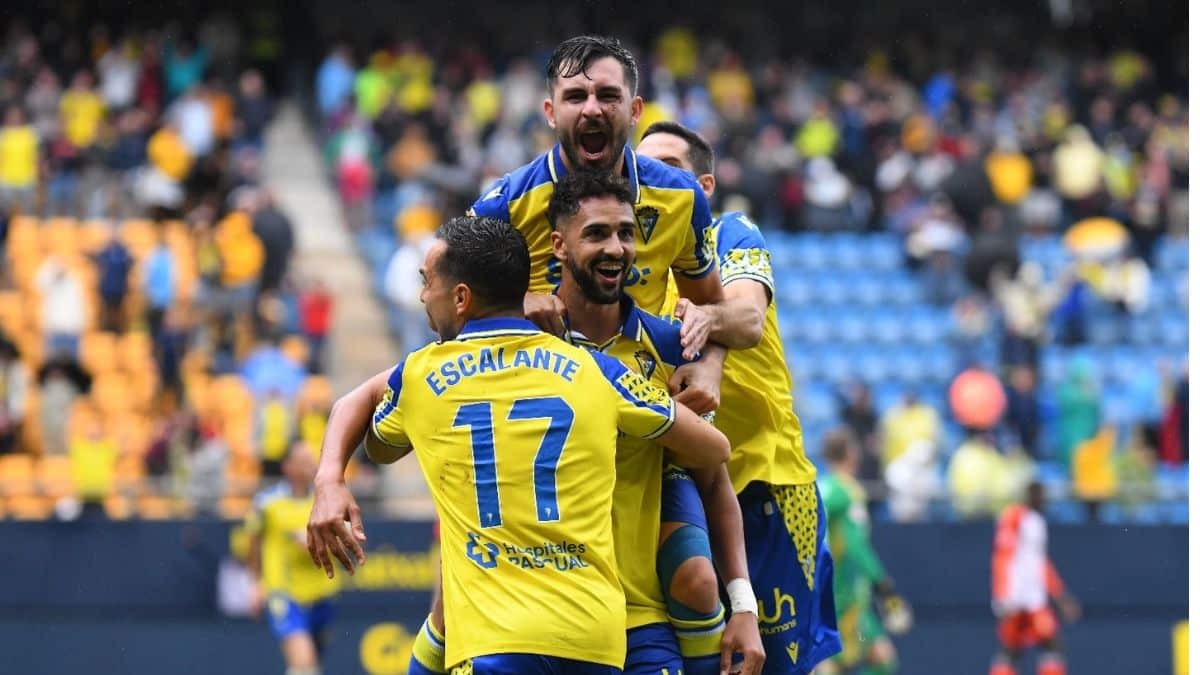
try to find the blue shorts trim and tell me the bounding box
[661,464,708,530]
[740,482,842,674]
[451,653,619,675]
[624,623,685,674]
[266,595,336,640]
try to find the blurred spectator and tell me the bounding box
[1159,370,1187,465]
[185,422,228,517]
[142,227,177,339]
[169,84,215,159]
[838,380,880,489]
[948,432,1005,518]
[215,203,265,320]
[884,439,941,522]
[36,255,86,359]
[0,338,28,454]
[68,415,118,519]
[249,189,294,294]
[164,37,209,100]
[1072,426,1118,521]
[984,136,1033,205]
[880,391,942,468]
[255,389,292,477]
[59,69,104,154]
[97,39,139,110]
[1052,125,1104,212]
[993,262,1055,370]
[94,229,134,332]
[139,119,191,212]
[385,205,439,354]
[37,356,88,456]
[1003,365,1041,455]
[315,45,355,119]
[298,279,333,374]
[0,104,39,214]
[235,69,272,149]
[963,207,1019,293]
[1055,357,1101,467]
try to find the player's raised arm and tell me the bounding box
[307,365,394,578]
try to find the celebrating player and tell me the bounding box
[990,482,1081,675]
[638,121,843,673]
[246,442,340,675]
[307,216,732,675]
[815,429,910,675]
[548,170,766,674]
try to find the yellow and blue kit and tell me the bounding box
[245,482,339,644]
[563,295,723,675]
[372,317,678,672]
[469,144,714,315]
[667,212,842,673]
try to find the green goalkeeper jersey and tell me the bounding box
[819,471,886,609]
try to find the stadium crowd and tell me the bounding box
[0,14,344,520]
[313,21,1188,523]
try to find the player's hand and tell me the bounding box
[669,359,722,415]
[524,292,567,336]
[674,298,714,361]
[720,611,765,675]
[307,478,367,578]
[1057,594,1082,624]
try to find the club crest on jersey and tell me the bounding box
[633,350,657,379]
[636,206,660,242]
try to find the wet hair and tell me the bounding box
[434,216,530,310]
[642,120,715,175]
[546,35,638,96]
[547,170,635,231]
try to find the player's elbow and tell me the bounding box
[689,427,731,467]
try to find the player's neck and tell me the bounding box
[557,284,621,344]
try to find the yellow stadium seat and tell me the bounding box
[43,218,81,258]
[0,454,36,497]
[0,290,25,335]
[103,494,133,520]
[79,331,119,375]
[119,219,157,259]
[136,494,180,520]
[218,495,253,520]
[7,494,53,520]
[280,335,310,368]
[80,220,115,254]
[226,454,261,496]
[114,454,145,492]
[298,376,334,410]
[5,216,39,262]
[37,456,75,499]
[91,374,132,416]
[118,331,155,372]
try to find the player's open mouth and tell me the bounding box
[579,130,608,160]
[594,260,625,284]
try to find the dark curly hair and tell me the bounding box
[546,35,639,96]
[435,216,531,311]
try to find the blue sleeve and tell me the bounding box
[634,309,690,368]
[467,176,511,221]
[371,357,410,447]
[676,179,716,279]
[716,212,775,301]
[588,350,677,439]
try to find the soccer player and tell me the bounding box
[639,121,843,674]
[548,170,766,675]
[246,442,339,675]
[989,482,1081,675]
[307,216,732,675]
[815,429,909,675]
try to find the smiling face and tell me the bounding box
[544,56,643,173]
[552,194,636,305]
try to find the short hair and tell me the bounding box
[546,35,638,96]
[642,120,715,175]
[821,427,856,464]
[547,170,635,231]
[435,216,530,311]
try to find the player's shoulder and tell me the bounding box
[714,211,769,251]
[635,152,704,193]
[472,152,554,211]
[628,304,687,368]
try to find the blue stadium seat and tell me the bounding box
[1088,314,1123,346]
[864,233,903,271]
[777,273,814,308]
[1160,502,1189,525]
[800,382,839,424]
[868,307,906,345]
[856,349,893,385]
[795,235,828,270]
[833,312,871,343]
[828,233,865,270]
[1127,313,1157,346]
[796,309,835,344]
[1045,500,1086,524]
[1160,313,1188,348]
[1153,236,1188,273]
[813,274,852,305]
[848,275,888,306]
[885,277,923,306]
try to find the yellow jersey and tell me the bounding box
[468,144,714,314]
[563,295,689,630]
[665,212,817,492]
[246,483,340,605]
[372,317,678,668]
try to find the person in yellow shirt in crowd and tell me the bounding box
[247,442,340,675]
[0,104,39,214]
[985,137,1033,205]
[880,392,942,468]
[257,389,294,477]
[59,70,105,152]
[148,120,193,181]
[68,416,119,520]
[215,193,266,318]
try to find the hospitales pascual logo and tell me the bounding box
[465,532,499,569]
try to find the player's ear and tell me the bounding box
[697,173,716,200]
[630,96,644,127]
[543,97,556,129]
[550,229,567,261]
[454,283,471,316]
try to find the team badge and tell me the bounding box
[636,206,660,242]
[633,350,657,379]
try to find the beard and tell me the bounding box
[566,254,626,305]
[560,120,625,173]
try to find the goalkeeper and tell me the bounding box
[815,429,911,675]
